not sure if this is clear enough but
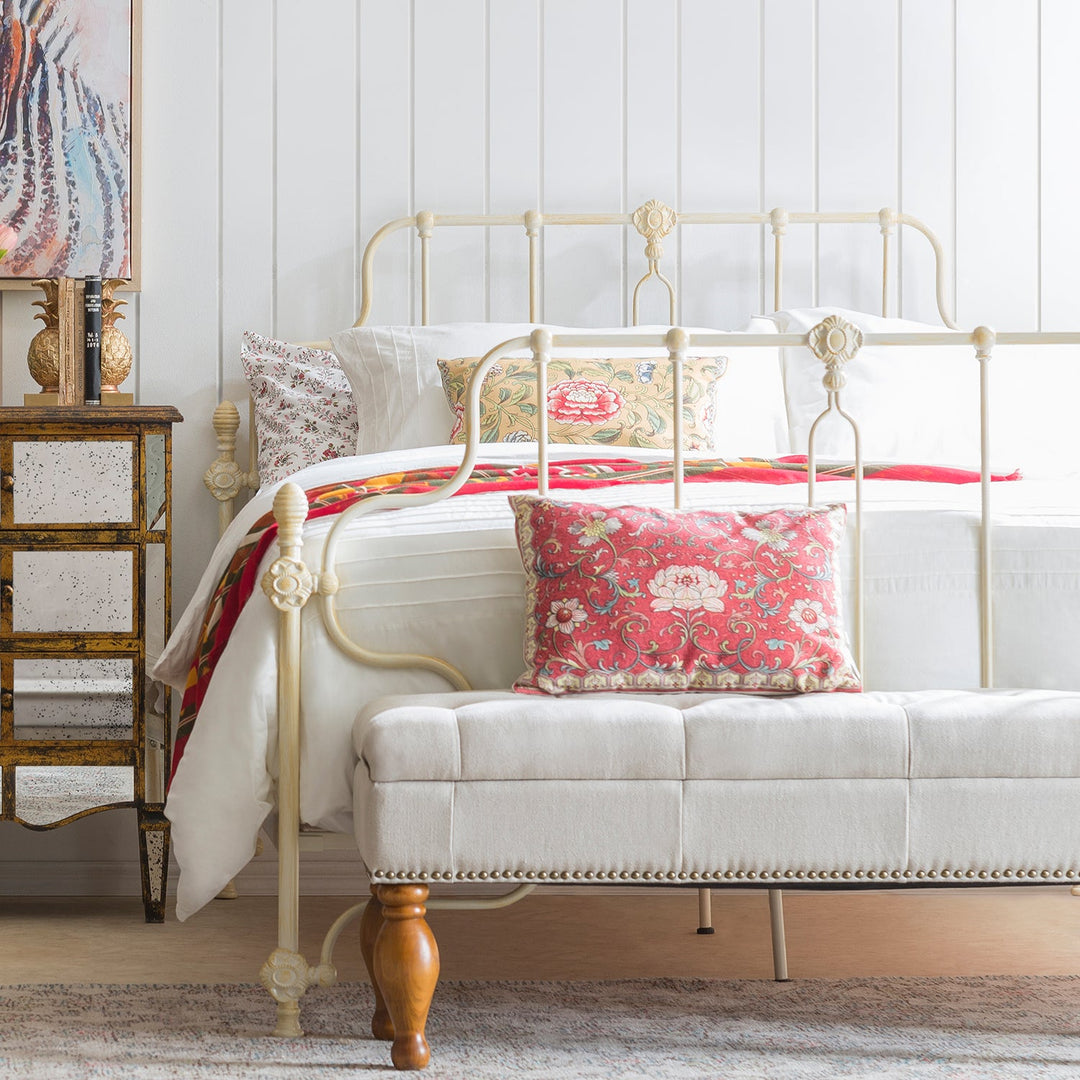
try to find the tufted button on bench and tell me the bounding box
[352,686,1080,1066]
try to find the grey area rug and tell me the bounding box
[0,977,1078,1079]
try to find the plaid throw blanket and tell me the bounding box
[171,455,1019,782]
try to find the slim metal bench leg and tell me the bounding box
[696,887,715,934]
[769,888,790,981]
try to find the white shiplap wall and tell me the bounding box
[0,0,1075,889]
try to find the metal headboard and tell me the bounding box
[357,201,957,329]
[205,200,957,528]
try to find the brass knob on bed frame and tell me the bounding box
[0,473,13,492]
[0,692,11,709]
[1,584,12,601]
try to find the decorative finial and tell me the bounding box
[808,315,863,392]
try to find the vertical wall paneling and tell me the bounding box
[1039,0,1080,331]
[357,0,413,327]
[816,0,898,315]
[624,0,678,327]
[137,0,222,615]
[488,0,541,323]
[679,0,760,329]
[899,0,956,326]
[956,0,1039,328]
[543,0,625,326]
[274,0,357,341]
[762,0,816,311]
[413,0,488,324]
[220,0,274,394]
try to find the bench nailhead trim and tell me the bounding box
[373,865,1080,884]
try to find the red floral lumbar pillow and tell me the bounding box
[510,495,861,695]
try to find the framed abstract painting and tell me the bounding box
[0,0,141,288]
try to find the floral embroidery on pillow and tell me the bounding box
[510,495,860,695]
[547,378,624,425]
[241,330,358,486]
[438,355,726,450]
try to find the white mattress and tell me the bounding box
[156,445,1080,919]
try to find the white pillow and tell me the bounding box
[331,323,536,456]
[710,316,789,459]
[771,307,1080,474]
[331,321,789,458]
[769,308,980,464]
[240,331,358,485]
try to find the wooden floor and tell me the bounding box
[1,887,1079,984]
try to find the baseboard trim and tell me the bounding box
[0,860,146,896]
[0,850,370,898]
[236,850,370,895]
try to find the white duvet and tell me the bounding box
[157,445,1080,920]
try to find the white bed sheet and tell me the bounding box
[157,445,1080,919]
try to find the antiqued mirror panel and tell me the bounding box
[11,550,133,633]
[13,658,134,740]
[146,433,166,531]
[145,543,165,677]
[12,440,134,524]
[14,765,134,826]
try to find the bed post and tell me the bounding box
[769,208,788,310]
[878,208,896,317]
[204,400,259,534]
[259,482,335,1036]
[973,326,995,689]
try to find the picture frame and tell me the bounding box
[0,0,142,290]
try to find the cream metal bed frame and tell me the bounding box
[201,202,1080,1041]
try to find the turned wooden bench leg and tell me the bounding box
[374,883,440,1070]
[360,885,395,1040]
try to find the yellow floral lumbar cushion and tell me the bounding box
[437,355,727,449]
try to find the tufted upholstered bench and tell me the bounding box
[352,685,1080,1068]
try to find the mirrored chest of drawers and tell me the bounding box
[0,406,182,922]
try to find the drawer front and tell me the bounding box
[6,437,137,527]
[2,546,138,637]
[7,656,136,741]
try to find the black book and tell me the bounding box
[84,275,102,404]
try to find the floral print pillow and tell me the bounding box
[241,330,358,486]
[510,495,861,696]
[437,355,727,450]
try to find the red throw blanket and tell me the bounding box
[171,455,1019,781]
